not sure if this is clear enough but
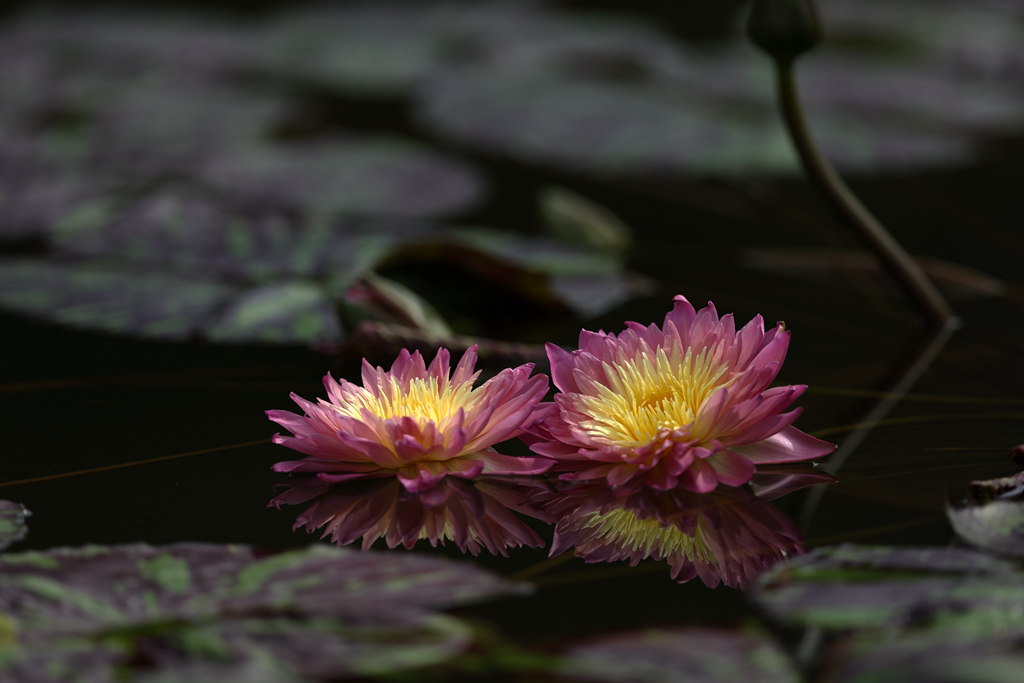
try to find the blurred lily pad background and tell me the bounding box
[2,0,1024,347]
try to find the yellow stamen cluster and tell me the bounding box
[577,508,716,565]
[337,376,479,429]
[578,344,732,447]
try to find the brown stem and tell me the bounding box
[774,60,956,328]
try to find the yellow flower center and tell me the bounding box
[578,344,732,447]
[577,508,716,565]
[337,375,479,431]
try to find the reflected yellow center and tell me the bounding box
[578,345,732,447]
[578,508,715,565]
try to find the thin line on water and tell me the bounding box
[806,515,944,547]
[810,412,1024,439]
[808,386,1024,407]
[507,551,575,582]
[0,439,272,488]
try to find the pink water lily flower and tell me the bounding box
[268,346,552,491]
[525,295,834,494]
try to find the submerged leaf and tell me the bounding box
[0,500,30,552]
[0,543,518,680]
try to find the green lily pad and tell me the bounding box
[0,500,30,552]
[0,542,518,681]
[754,544,1024,630]
[560,628,800,683]
[752,543,1024,682]
[0,259,242,341]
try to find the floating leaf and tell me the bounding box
[196,137,486,219]
[560,628,800,683]
[947,471,1024,558]
[0,542,519,681]
[754,544,1024,631]
[0,500,30,552]
[0,259,241,341]
[755,543,1024,682]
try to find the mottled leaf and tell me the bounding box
[826,636,1024,683]
[0,500,30,552]
[560,628,800,683]
[0,543,518,681]
[0,259,241,341]
[754,544,1024,631]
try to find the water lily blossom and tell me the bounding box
[268,346,552,491]
[526,295,834,494]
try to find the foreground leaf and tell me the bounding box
[0,542,519,681]
[560,628,800,683]
[0,500,29,552]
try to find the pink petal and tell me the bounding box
[708,450,757,487]
[729,426,836,464]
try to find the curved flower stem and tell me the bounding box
[773,59,956,329]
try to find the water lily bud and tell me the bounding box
[747,0,822,61]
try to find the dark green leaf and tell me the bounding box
[0,542,519,681]
[560,628,800,683]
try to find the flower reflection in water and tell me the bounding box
[536,470,832,589]
[270,476,553,557]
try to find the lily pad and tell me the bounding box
[560,628,800,683]
[0,500,30,552]
[0,542,519,681]
[196,137,485,219]
[0,259,242,341]
[754,544,1024,630]
[753,544,1024,682]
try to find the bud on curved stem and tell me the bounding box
[747,0,955,329]
[747,0,822,62]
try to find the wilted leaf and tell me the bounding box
[0,500,30,552]
[741,247,1007,301]
[0,542,519,681]
[560,628,800,683]
[947,471,1024,558]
